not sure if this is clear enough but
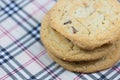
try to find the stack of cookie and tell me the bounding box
[41,0,120,73]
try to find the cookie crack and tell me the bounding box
[75,18,91,36]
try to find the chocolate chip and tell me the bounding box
[72,26,78,34]
[64,20,72,25]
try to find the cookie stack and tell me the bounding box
[41,0,120,73]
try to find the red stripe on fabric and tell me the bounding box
[0,0,61,79]
[73,74,83,80]
[32,0,53,13]
[30,1,61,79]
[0,25,18,39]
[0,25,60,80]
[113,66,120,73]
[0,0,53,39]
[33,55,61,80]
[0,50,46,80]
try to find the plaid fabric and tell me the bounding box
[0,0,120,80]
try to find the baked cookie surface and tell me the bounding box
[49,0,120,50]
[41,14,116,61]
[46,42,120,73]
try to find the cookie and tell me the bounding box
[41,14,116,61]
[49,0,120,50]
[46,41,120,73]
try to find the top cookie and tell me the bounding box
[49,0,120,50]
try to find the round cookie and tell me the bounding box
[49,0,120,50]
[46,42,120,73]
[41,14,116,61]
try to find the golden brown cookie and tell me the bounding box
[46,41,120,73]
[49,0,120,50]
[41,14,116,61]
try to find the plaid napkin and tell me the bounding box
[0,0,120,80]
